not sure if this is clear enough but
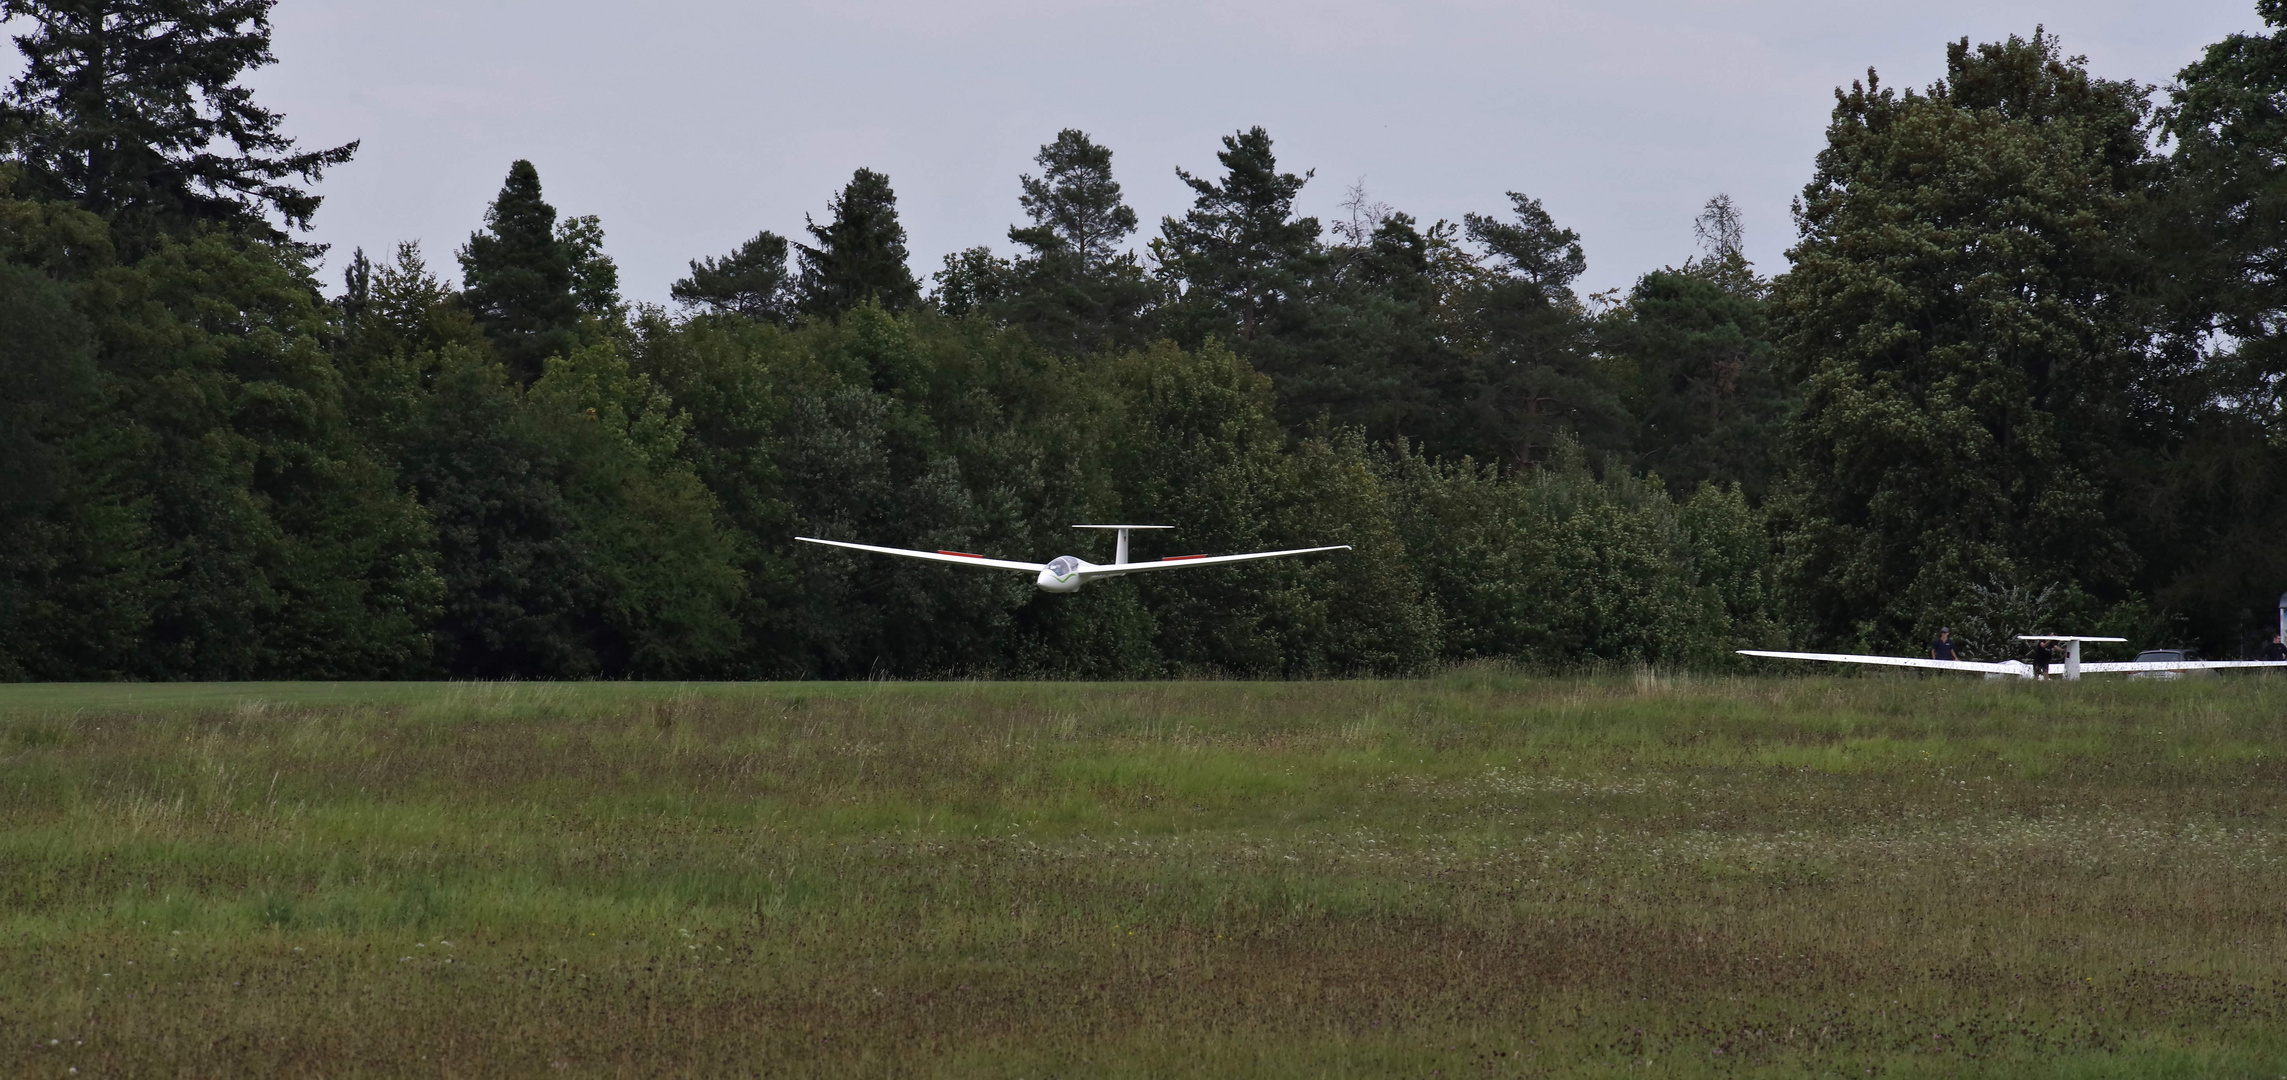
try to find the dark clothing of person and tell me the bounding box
[2264,641,2287,662]
[2031,642,2056,676]
[1932,638,1958,661]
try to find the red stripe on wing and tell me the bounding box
[937,550,983,558]
[1160,555,1209,561]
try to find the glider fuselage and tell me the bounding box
[1038,556,1085,592]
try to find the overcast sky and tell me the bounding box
[19,1,2274,303]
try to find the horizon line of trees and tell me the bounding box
[7,0,2287,678]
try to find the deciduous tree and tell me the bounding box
[1772,31,2160,648]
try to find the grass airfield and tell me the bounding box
[5,675,2287,1077]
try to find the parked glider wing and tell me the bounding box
[1076,545,1351,581]
[795,537,1047,573]
[2078,660,2287,673]
[1737,650,2029,676]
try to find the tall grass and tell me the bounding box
[4,674,2286,1076]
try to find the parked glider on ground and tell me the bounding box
[1741,634,2287,680]
[797,525,1349,593]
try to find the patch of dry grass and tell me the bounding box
[3,674,2286,1076]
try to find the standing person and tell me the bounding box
[2263,634,2287,663]
[1932,628,1961,662]
[2030,639,2056,680]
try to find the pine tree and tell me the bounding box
[1152,127,1323,346]
[997,129,1154,352]
[459,160,581,382]
[0,0,356,247]
[672,229,794,322]
[1464,193,1584,293]
[1012,129,1138,273]
[1452,192,1623,467]
[795,168,920,317]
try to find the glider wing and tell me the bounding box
[2078,660,2287,673]
[796,537,1047,573]
[1077,545,1351,580]
[1737,650,2029,675]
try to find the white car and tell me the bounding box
[2127,649,2206,679]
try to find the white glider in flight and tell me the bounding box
[1741,634,2287,680]
[796,525,1349,593]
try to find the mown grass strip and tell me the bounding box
[3,674,2286,1076]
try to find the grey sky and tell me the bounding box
[27,1,2276,302]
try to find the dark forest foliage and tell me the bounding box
[7,1,2287,678]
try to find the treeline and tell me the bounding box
[4,0,2287,678]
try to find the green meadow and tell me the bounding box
[5,674,2287,1077]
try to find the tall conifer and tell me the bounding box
[459,160,581,382]
[1451,193,1621,467]
[0,0,356,246]
[997,129,1153,352]
[1152,127,1322,345]
[1012,130,1138,272]
[795,168,920,317]
[673,230,794,322]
